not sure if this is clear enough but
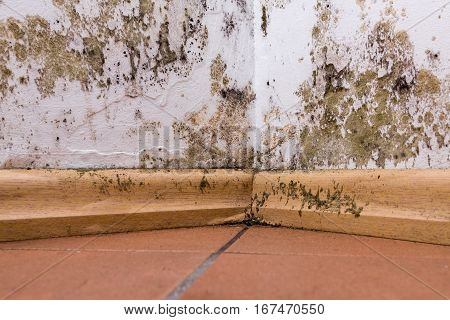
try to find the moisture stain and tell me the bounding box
[282,0,448,169]
[173,54,256,168]
[261,5,268,37]
[0,0,208,98]
[252,179,363,217]
[199,175,211,193]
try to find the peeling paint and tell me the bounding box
[170,54,256,168]
[0,0,211,98]
[0,0,254,168]
[0,0,448,170]
[256,0,449,170]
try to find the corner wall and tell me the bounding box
[1,0,449,170]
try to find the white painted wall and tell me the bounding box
[255,0,449,169]
[0,0,448,169]
[0,0,255,168]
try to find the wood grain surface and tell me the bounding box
[1,169,449,244]
[252,170,450,245]
[0,169,253,241]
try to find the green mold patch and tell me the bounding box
[0,0,209,98]
[82,37,106,76]
[139,0,154,19]
[115,173,136,193]
[153,17,178,72]
[252,179,363,217]
[279,180,363,217]
[287,0,448,169]
[259,1,293,38]
[68,171,169,196]
[250,191,270,216]
[263,0,292,10]
[415,70,441,97]
[210,54,228,95]
[0,63,12,96]
[0,16,91,97]
[172,55,256,168]
[71,171,136,195]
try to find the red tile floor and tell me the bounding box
[1,225,449,299]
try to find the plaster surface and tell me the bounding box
[0,0,448,169]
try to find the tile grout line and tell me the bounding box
[319,214,450,299]
[0,173,200,300]
[1,246,448,261]
[165,226,249,300]
[0,247,226,254]
[225,250,450,260]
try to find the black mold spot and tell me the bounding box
[261,5,268,37]
[199,175,211,193]
[0,1,209,99]
[278,180,363,217]
[134,109,143,120]
[222,13,236,38]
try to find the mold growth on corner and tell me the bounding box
[263,0,448,169]
[172,54,256,169]
[252,179,364,218]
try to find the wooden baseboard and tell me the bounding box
[1,169,449,245]
[0,169,253,242]
[252,170,450,245]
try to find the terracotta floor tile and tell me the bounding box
[181,253,449,300]
[84,226,244,252]
[227,227,450,260]
[228,226,377,257]
[356,236,450,259]
[2,226,448,300]
[8,251,209,300]
[0,235,96,251]
[2,226,244,299]
[386,257,450,296]
[0,250,68,298]
[0,226,243,252]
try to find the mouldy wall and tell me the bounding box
[0,0,255,169]
[255,0,449,170]
[0,0,449,170]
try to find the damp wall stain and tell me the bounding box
[0,0,448,170]
[168,54,256,169]
[258,0,292,37]
[261,5,268,37]
[256,0,449,170]
[252,179,364,217]
[0,0,209,98]
[0,0,255,169]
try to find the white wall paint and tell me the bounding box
[255,0,449,169]
[0,0,448,169]
[0,0,255,168]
